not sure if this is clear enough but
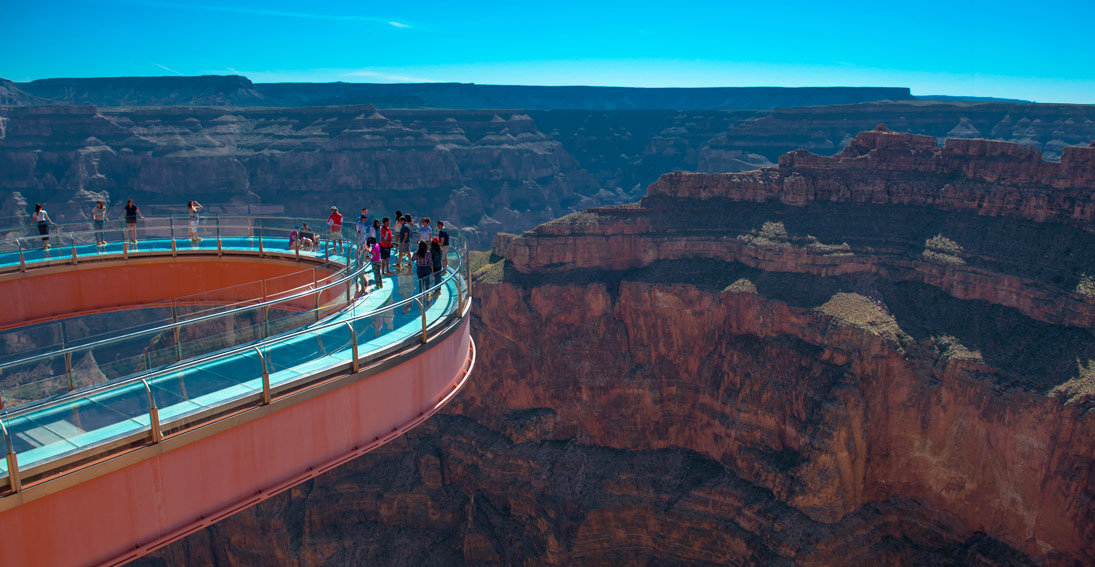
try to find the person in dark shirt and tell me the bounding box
[398,215,413,273]
[429,237,444,294]
[436,220,450,269]
[124,199,143,244]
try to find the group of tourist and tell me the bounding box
[29,200,452,297]
[298,205,451,295]
[28,199,146,250]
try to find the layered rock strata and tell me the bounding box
[4,102,1095,249]
[140,130,1095,566]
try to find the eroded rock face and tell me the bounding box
[4,102,1095,252]
[0,105,599,248]
[138,131,1095,566]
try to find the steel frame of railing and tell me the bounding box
[0,229,472,492]
[0,217,367,378]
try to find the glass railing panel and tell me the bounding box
[9,382,150,471]
[0,219,467,462]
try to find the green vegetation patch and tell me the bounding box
[816,292,904,342]
[1049,359,1095,403]
[469,250,506,284]
[1077,274,1095,298]
[805,235,853,256]
[922,234,965,264]
[738,220,791,248]
[722,277,758,294]
[932,334,983,362]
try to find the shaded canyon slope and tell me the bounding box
[139,130,1095,566]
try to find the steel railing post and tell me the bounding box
[141,379,162,443]
[346,322,359,373]
[65,351,74,391]
[71,243,77,265]
[253,347,271,405]
[417,297,428,344]
[1,420,21,493]
[174,326,182,362]
[313,269,320,322]
[17,241,25,272]
[123,240,129,260]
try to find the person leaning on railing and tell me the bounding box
[30,203,56,250]
[124,199,144,245]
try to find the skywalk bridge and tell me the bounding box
[0,215,475,566]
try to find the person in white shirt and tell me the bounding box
[418,217,433,244]
[30,203,56,249]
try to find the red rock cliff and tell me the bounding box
[139,131,1095,566]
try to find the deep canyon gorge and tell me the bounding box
[4,77,1095,565]
[128,128,1095,566]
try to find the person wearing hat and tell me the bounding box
[327,206,344,254]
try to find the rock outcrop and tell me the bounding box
[138,131,1095,566]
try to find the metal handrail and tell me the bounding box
[0,239,364,375]
[0,213,439,252]
[1,214,323,241]
[0,239,468,425]
[0,419,19,493]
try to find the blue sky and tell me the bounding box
[5,0,1095,103]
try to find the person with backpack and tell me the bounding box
[367,236,384,290]
[413,241,433,294]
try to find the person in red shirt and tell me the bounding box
[327,206,344,254]
[379,217,394,276]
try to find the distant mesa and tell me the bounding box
[7,74,916,110]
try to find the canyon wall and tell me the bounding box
[3,103,1095,251]
[137,131,1095,566]
[0,104,599,247]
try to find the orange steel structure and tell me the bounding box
[0,236,474,566]
[0,322,473,567]
[0,256,339,330]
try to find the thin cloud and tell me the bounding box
[154,63,184,75]
[342,70,437,83]
[128,0,410,28]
